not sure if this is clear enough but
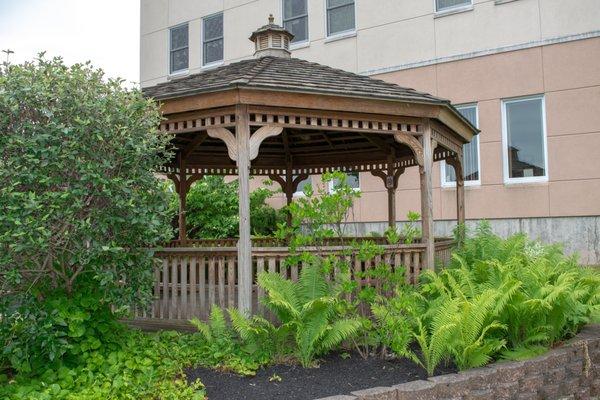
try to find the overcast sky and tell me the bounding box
[0,0,140,85]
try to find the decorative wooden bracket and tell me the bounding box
[249,126,283,161]
[207,125,282,162]
[370,167,404,190]
[446,156,464,183]
[393,132,424,167]
[207,127,237,161]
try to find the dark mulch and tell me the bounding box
[185,352,456,400]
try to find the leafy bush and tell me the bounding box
[258,261,361,367]
[181,176,283,239]
[0,56,172,309]
[374,222,600,374]
[189,307,273,375]
[0,327,206,400]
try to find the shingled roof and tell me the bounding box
[142,56,450,105]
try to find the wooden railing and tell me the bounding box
[130,239,454,325]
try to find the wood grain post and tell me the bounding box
[420,121,435,270]
[177,154,187,243]
[386,153,396,229]
[447,156,466,226]
[236,105,253,315]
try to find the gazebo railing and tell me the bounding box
[129,239,454,325]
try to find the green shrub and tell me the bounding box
[181,176,283,239]
[0,56,172,310]
[189,307,272,375]
[0,328,206,400]
[1,286,123,375]
[258,260,361,367]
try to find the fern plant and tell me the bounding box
[257,262,361,367]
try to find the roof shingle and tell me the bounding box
[142,56,449,105]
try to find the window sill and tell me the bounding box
[290,41,310,51]
[494,0,520,4]
[201,61,224,70]
[434,4,474,19]
[503,177,549,186]
[324,30,357,44]
[167,70,189,80]
[442,181,481,189]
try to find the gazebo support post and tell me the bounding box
[420,121,435,270]
[236,105,253,315]
[386,153,397,229]
[284,162,294,227]
[447,156,466,226]
[177,154,187,244]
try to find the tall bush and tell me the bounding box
[0,56,172,309]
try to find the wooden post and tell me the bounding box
[177,154,187,243]
[420,121,435,270]
[447,156,466,226]
[236,105,252,314]
[386,153,396,229]
[284,163,294,227]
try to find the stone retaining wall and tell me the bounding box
[317,324,600,400]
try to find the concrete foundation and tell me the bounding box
[340,216,600,265]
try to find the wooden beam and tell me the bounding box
[181,133,207,160]
[420,120,435,270]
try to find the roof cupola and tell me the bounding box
[249,14,294,59]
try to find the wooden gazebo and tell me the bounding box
[137,17,478,324]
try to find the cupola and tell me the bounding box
[249,14,294,58]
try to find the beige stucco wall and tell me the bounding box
[140,0,600,86]
[141,0,600,224]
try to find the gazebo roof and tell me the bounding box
[143,55,449,106]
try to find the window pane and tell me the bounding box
[332,172,359,190]
[295,176,311,193]
[446,105,479,183]
[204,39,223,65]
[170,48,188,72]
[283,0,307,19]
[327,4,355,35]
[328,0,354,7]
[170,25,188,50]
[284,16,308,43]
[203,14,223,41]
[505,98,546,178]
[436,0,471,11]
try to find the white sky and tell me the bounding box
[0,0,140,85]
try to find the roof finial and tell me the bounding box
[268,14,274,24]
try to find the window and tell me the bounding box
[329,172,360,192]
[283,0,308,44]
[502,95,548,183]
[435,0,472,12]
[326,0,355,37]
[442,104,480,186]
[169,24,189,74]
[203,13,223,66]
[294,176,312,195]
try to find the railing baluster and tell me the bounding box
[218,256,226,308]
[190,256,197,318]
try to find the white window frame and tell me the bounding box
[280,0,310,48]
[501,94,549,185]
[325,0,356,40]
[328,172,360,193]
[441,104,481,188]
[201,12,224,69]
[169,23,189,76]
[434,0,473,14]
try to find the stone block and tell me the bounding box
[539,383,561,399]
[566,360,584,376]
[351,386,397,400]
[548,367,567,383]
[315,396,357,400]
[493,381,519,399]
[519,374,544,392]
[464,389,493,400]
[393,380,436,400]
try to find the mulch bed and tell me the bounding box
[185,352,456,400]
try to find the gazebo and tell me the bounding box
[137,17,478,325]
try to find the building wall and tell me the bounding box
[141,0,600,262]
